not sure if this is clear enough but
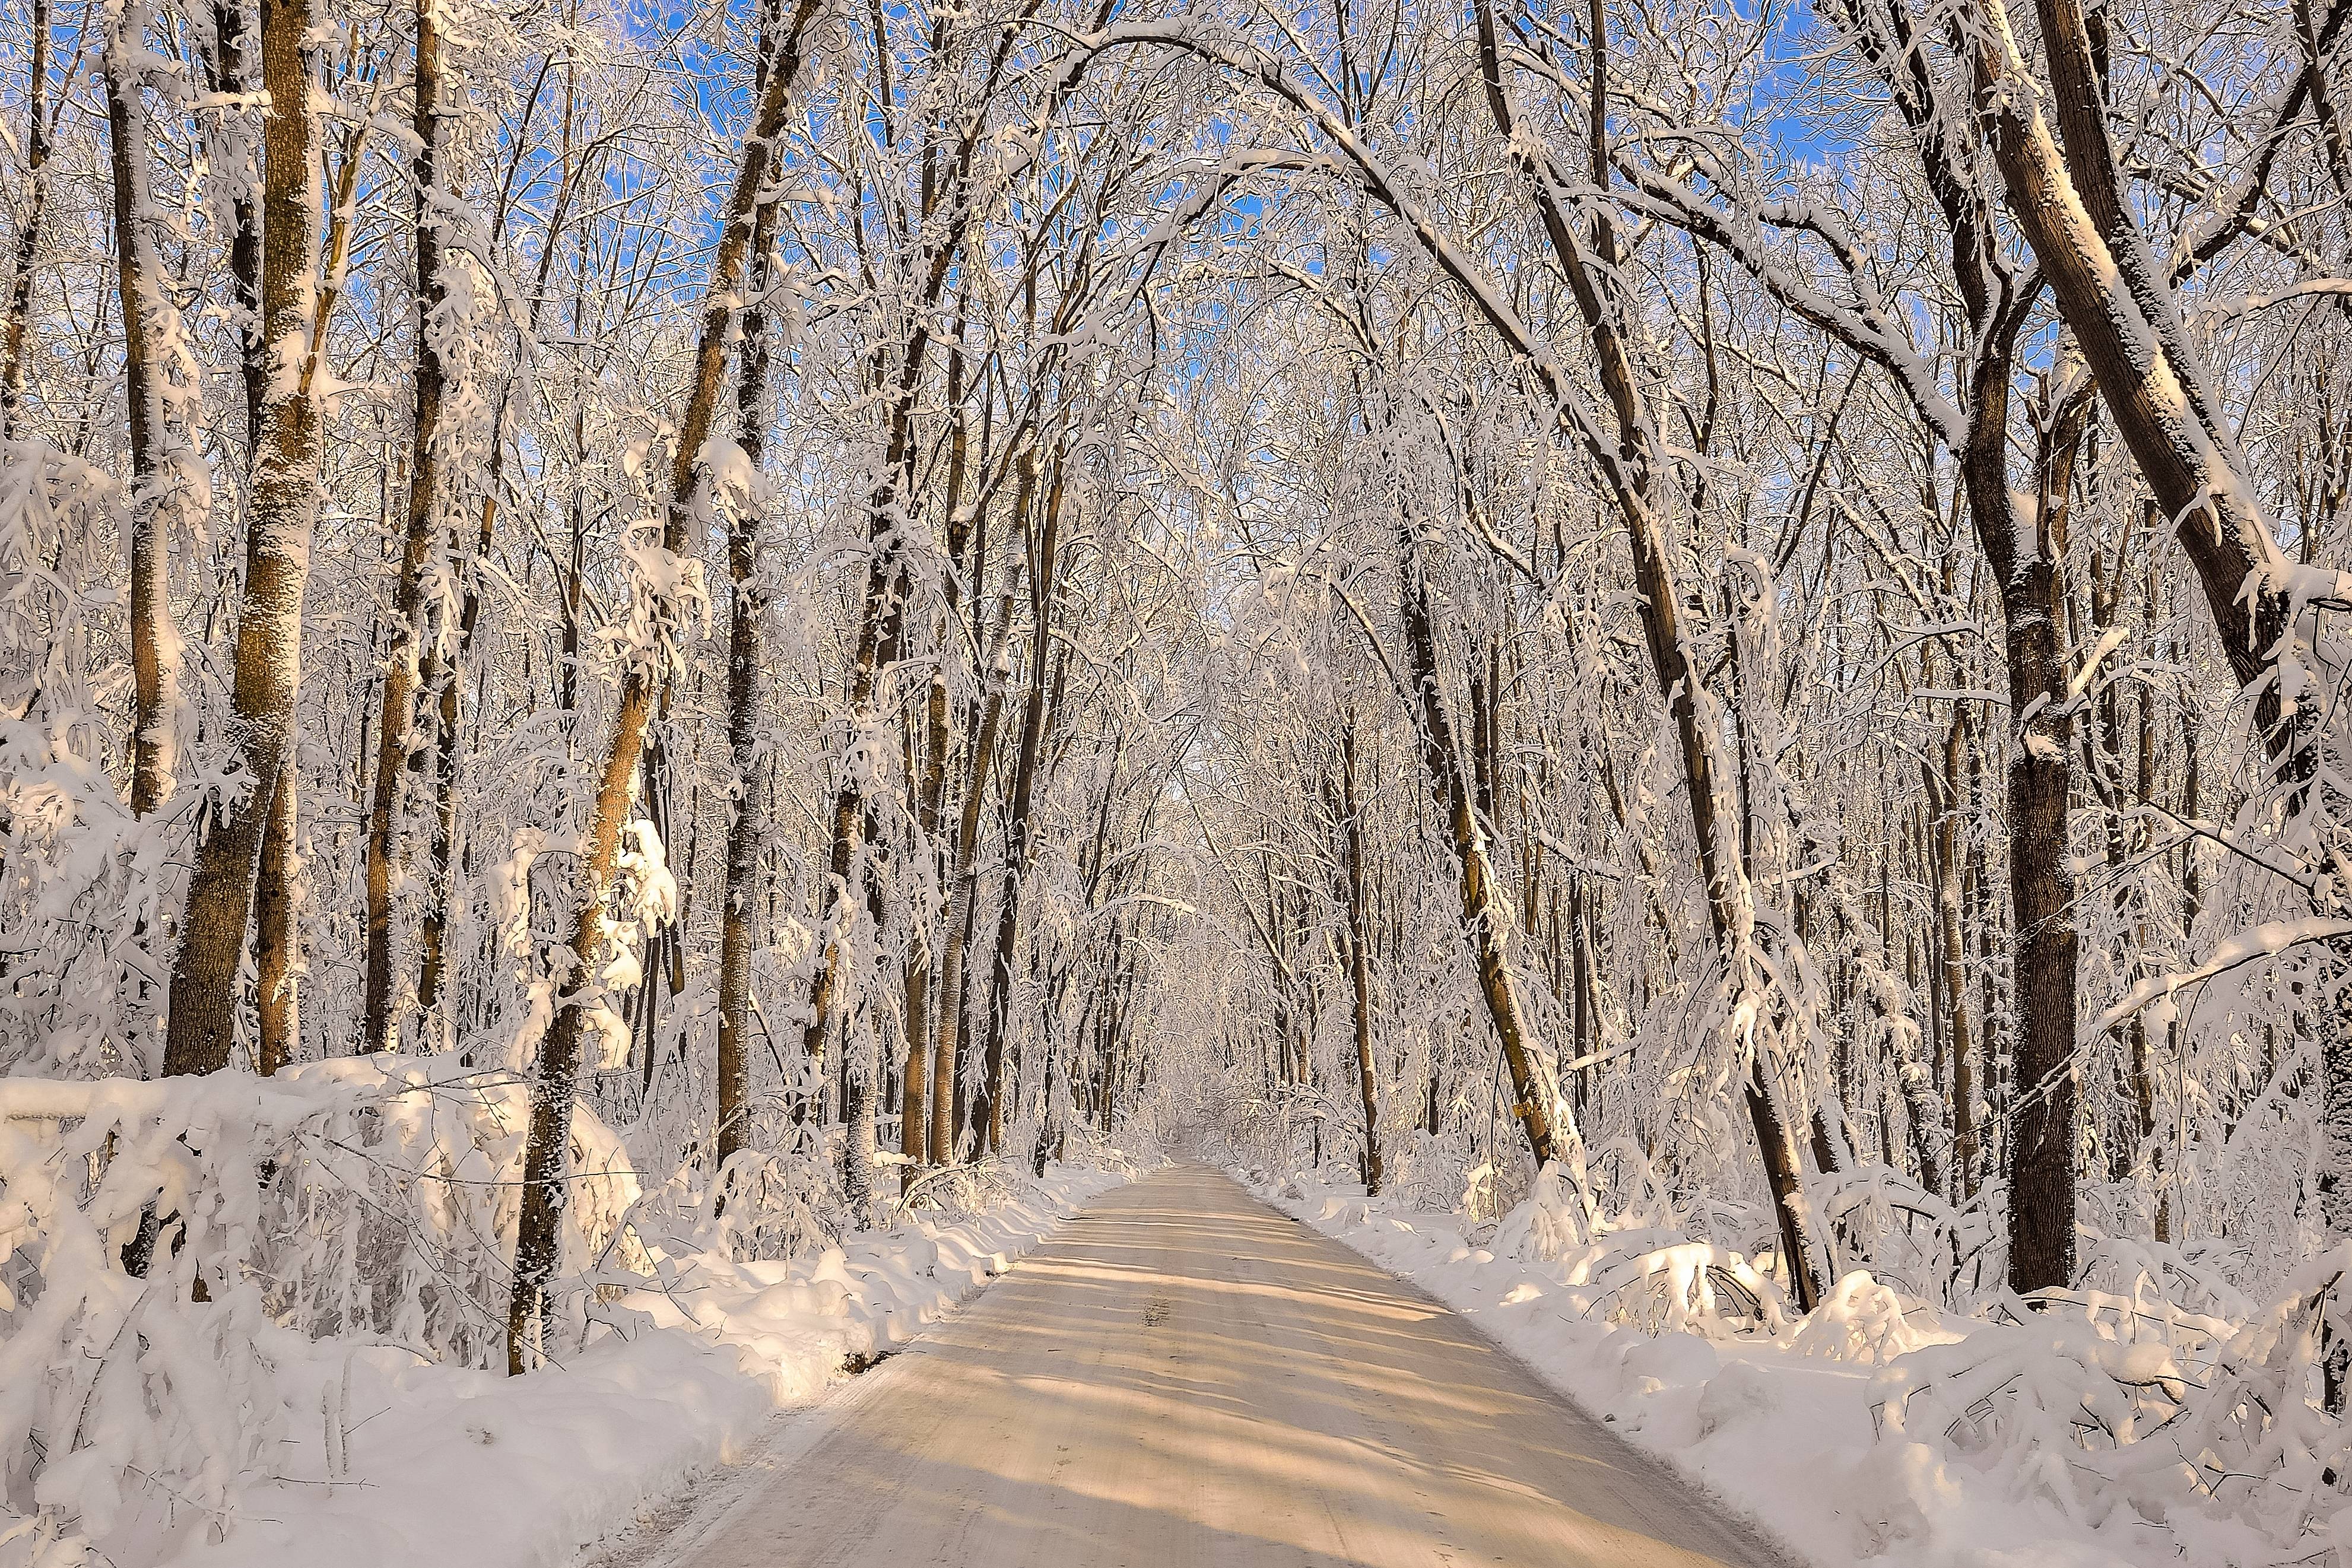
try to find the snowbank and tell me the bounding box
[1262,1172,2183,1568]
[163,1166,1130,1568]
[0,1061,1141,1568]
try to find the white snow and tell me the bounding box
[0,1058,1131,1568]
[154,1169,1129,1568]
[1259,1171,2186,1568]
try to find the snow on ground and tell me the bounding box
[1260,1172,2155,1568]
[163,1165,1132,1568]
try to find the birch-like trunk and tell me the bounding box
[102,3,185,819]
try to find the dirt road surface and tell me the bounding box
[674,1163,1786,1568]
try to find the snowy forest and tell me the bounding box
[5,0,2352,1557]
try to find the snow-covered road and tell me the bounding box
[669,1163,1786,1567]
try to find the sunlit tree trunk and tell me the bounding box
[103,3,183,819]
[253,768,299,1072]
[507,0,819,1370]
[1963,0,2352,1270]
[361,0,448,1054]
[900,353,975,1176]
[1389,511,1565,1175]
[160,0,325,1079]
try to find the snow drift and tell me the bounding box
[1263,1165,2352,1568]
[0,1060,1138,1568]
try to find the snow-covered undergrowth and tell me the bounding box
[0,1062,1141,1568]
[1259,1166,2352,1568]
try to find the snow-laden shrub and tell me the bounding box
[0,1062,645,1564]
[1814,1160,2004,1307]
[0,1076,288,1565]
[1868,1248,2352,1564]
[1575,1237,1791,1338]
[1788,1270,1956,1364]
[1484,1157,1792,1338]
[0,441,182,1085]
[1390,1123,1495,1218]
[685,1141,845,1263]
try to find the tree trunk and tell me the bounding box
[0,0,49,440]
[1389,515,1566,1175]
[253,758,299,1072]
[796,84,1015,1100]
[796,532,907,1123]
[932,575,1019,1162]
[1967,367,2088,1293]
[1932,716,1978,1199]
[203,0,266,459]
[1975,0,2352,1255]
[715,192,780,1195]
[1336,725,1383,1195]
[361,0,447,1054]
[419,74,589,1030]
[103,2,185,818]
[160,0,325,1079]
[899,357,974,1177]
[1469,0,1827,1307]
[415,484,492,1028]
[508,0,819,1370]
[974,454,1061,1156]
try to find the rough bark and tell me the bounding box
[202,0,266,458]
[1820,0,2082,1284]
[361,0,448,1054]
[1975,372,2090,1293]
[1335,726,1383,1195]
[715,195,779,1192]
[160,0,325,1078]
[253,758,299,1072]
[1974,0,2352,1256]
[0,0,50,439]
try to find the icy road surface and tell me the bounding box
[680,1163,1784,1567]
